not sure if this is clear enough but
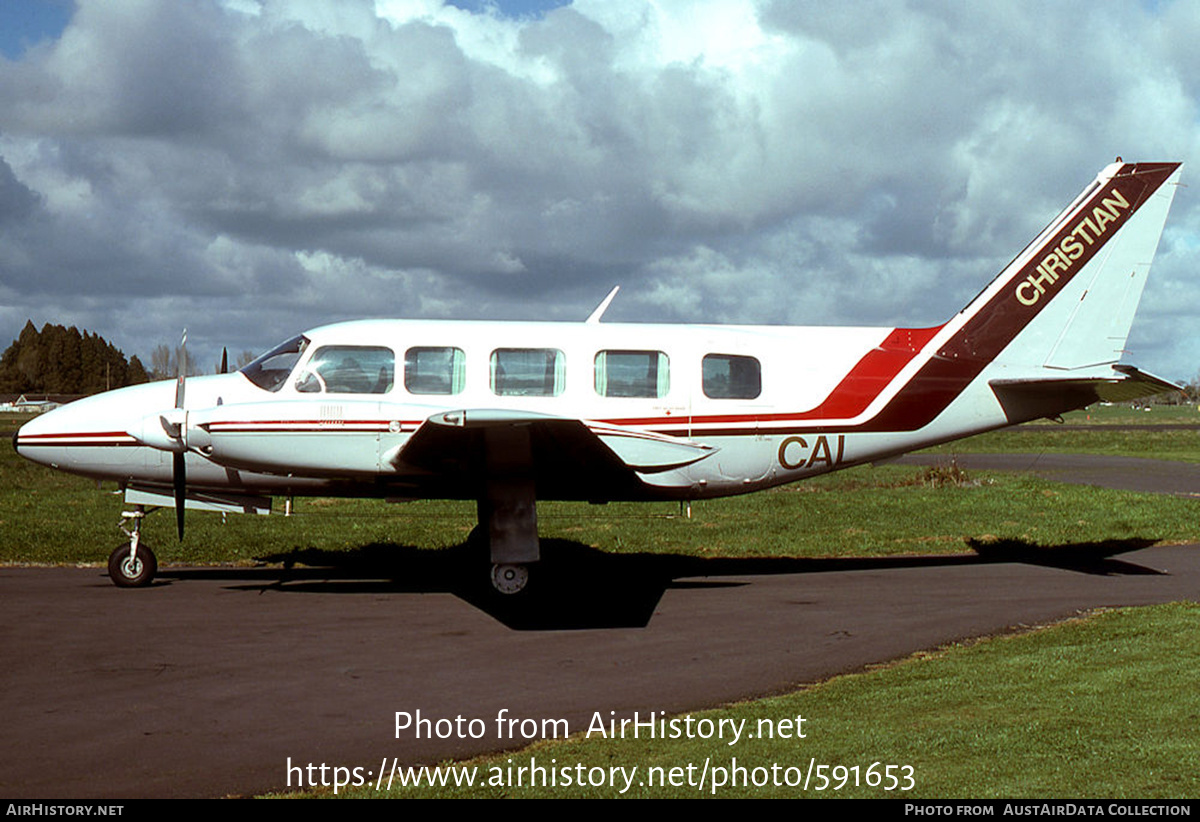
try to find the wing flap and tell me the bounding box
[588,423,717,472]
[390,410,715,499]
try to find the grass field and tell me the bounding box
[921,404,1200,462]
[3,409,1199,798]
[1039,404,1200,425]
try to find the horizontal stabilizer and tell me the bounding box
[990,365,1182,423]
[1096,365,1183,402]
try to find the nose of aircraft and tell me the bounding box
[12,373,249,474]
[12,381,177,471]
[13,405,52,461]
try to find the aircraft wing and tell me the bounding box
[390,409,716,499]
[989,365,1183,422]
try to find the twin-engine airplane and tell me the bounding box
[13,161,1184,593]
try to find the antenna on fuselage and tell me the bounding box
[586,286,620,324]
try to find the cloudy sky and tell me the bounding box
[1,0,1198,382]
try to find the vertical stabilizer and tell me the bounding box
[976,161,1181,371]
[862,161,1181,432]
[1039,165,1180,369]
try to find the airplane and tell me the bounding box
[12,160,1185,594]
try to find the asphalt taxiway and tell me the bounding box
[1,453,1197,798]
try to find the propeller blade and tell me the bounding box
[174,329,187,408]
[174,329,188,540]
[173,451,186,541]
[220,347,228,375]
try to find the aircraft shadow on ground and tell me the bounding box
[159,536,1165,630]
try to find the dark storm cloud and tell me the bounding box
[0,154,40,221]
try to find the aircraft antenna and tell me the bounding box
[586,286,620,324]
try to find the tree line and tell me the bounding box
[0,321,149,395]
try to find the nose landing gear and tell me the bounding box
[108,506,157,587]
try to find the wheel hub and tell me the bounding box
[120,556,143,578]
[490,563,529,595]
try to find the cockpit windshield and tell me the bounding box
[240,334,309,392]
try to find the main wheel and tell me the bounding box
[108,543,157,588]
[490,563,529,595]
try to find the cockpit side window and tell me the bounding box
[295,346,394,394]
[240,335,309,392]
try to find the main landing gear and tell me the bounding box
[108,505,157,587]
[476,426,540,596]
[476,492,538,596]
[468,519,535,596]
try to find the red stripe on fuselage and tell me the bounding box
[786,324,943,420]
[206,420,406,431]
[16,431,139,446]
[18,430,134,441]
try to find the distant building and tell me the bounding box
[0,394,79,413]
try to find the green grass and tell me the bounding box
[1038,404,1199,425]
[923,429,1200,462]
[299,603,1200,799]
[921,404,1200,462]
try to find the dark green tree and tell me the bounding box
[0,321,149,394]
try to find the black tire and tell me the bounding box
[108,543,157,588]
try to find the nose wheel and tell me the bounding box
[108,543,157,587]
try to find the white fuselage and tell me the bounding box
[13,316,1013,502]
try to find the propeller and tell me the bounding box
[173,330,187,541]
[220,347,228,375]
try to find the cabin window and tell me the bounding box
[490,348,565,396]
[594,350,669,398]
[702,354,761,399]
[404,347,466,395]
[295,346,394,394]
[241,335,308,392]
